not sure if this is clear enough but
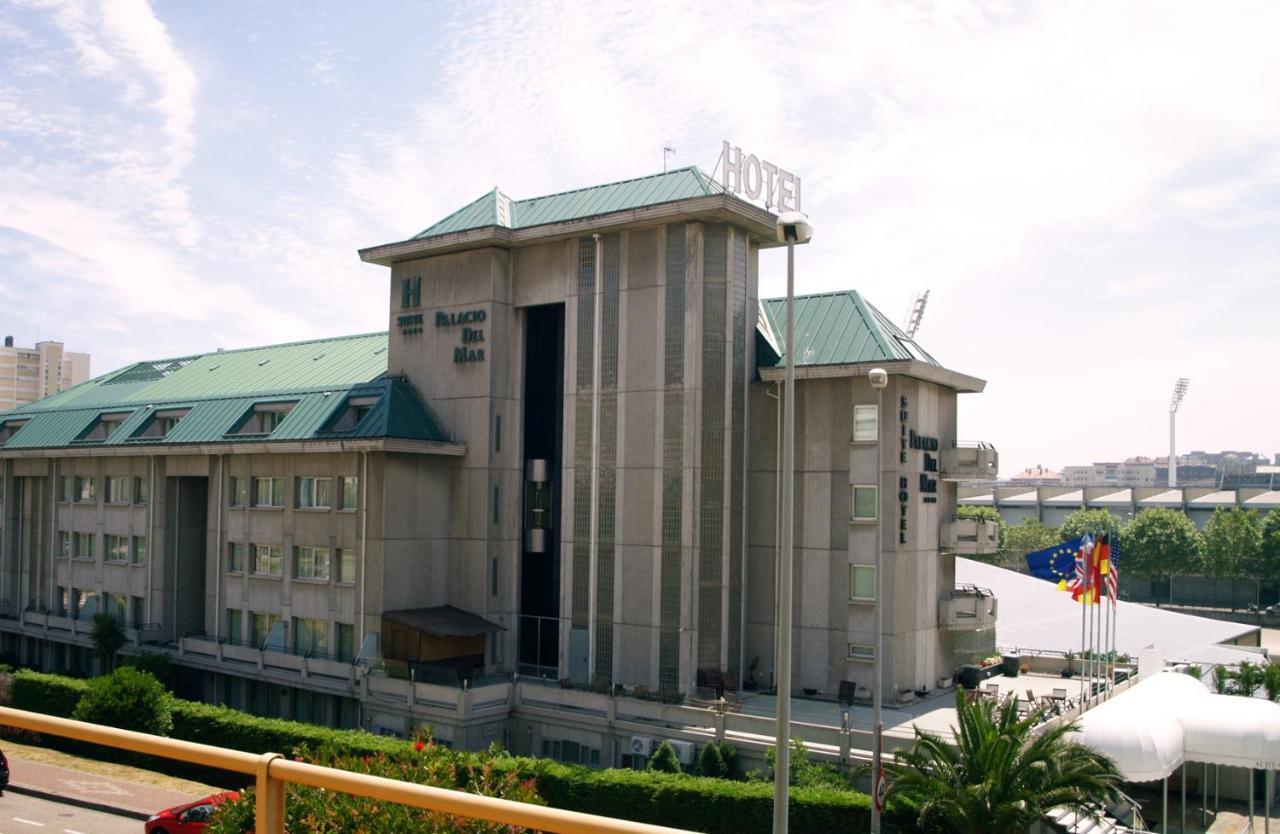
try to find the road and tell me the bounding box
[0,791,138,834]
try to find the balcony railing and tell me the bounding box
[940,441,998,481]
[939,518,1001,555]
[940,583,998,630]
[0,705,694,834]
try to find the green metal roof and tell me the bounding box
[758,291,941,368]
[0,333,452,451]
[414,167,723,239]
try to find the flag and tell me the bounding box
[1100,532,1119,601]
[1070,535,1097,604]
[1025,536,1089,588]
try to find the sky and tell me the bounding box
[1,0,1277,475]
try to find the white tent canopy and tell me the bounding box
[1071,672,1280,782]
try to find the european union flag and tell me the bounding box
[1025,536,1086,584]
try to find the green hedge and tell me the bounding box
[11,670,88,717]
[5,670,913,833]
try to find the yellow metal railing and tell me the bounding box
[0,706,694,834]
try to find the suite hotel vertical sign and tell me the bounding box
[898,395,939,544]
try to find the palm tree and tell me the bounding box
[885,691,1123,834]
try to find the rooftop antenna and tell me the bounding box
[904,290,930,339]
[663,142,677,173]
[1168,377,1190,487]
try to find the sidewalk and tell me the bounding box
[5,751,213,820]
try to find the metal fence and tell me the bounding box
[0,705,693,834]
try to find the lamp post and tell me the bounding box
[773,211,813,834]
[868,367,888,834]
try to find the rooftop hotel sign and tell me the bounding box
[719,141,802,212]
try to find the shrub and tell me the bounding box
[1212,664,1231,694]
[11,670,88,717]
[1236,661,1265,697]
[716,741,742,780]
[124,652,175,690]
[208,740,542,834]
[648,740,682,773]
[72,667,173,736]
[698,740,727,778]
[1265,662,1280,702]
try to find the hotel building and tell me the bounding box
[0,168,997,754]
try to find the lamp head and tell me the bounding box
[776,211,813,244]
[869,367,888,389]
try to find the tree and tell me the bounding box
[697,741,727,778]
[1001,519,1060,571]
[956,506,1007,562]
[1201,507,1263,610]
[72,667,172,736]
[1059,509,1122,544]
[1264,662,1280,702]
[1259,509,1280,602]
[886,691,1123,834]
[1121,508,1200,604]
[90,612,127,672]
[647,740,682,774]
[1235,662,1264,697]
[1212,665,1231,694]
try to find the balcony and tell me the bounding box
[939,518,1000,555]
[940,584,998,630]
[940,442,998,481]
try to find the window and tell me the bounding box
[131,408,189,440]
[230,402,296,436]
[492,485,500,525]
[336,623,355,662]
[230,477,248,507]
[296,477,332,510]
[853,404,878,442]
[134,476,150,504]
[0,419,29,444]
[77,412,130,442]
[339,477,358,511]
[848,644,876,661]
[106,534,129,562]
[293,617,328,656]
[131,596,145,627]
[850,565,876,601]
[852,485,878,521]
[56,586,68,617]
[107,476,130,504]
[226,608,243,642]
[253,544,283,576]
[228,542,246,573]
[107,593,127,623]
[251,612,281,648]
[58,476,74,502]
[325,395,378,433]
[294,546,331,581]
[75,476,97,503]
[401,275,421,308]
[59,531,71,558]
[131,536,148,565]
[494,414,501,453]
[252,477,284,508]
[337,548,356,584]
[74,532,95,560]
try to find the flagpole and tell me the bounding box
[1078,539,1087,707]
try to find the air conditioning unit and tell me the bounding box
[667,740,696,766]
[630,736,655,758]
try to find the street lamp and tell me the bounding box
[773,210,813,834]
[868,367,888,834]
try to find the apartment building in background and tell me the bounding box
[0,337,90,410]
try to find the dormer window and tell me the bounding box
[326,396,379,433]
[76,412,132,443]
[131,408,190,440]
[230,402,297,436]
[0,419,29,445]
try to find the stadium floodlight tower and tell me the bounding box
[1169,377,1190,487]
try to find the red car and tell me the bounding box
[145,791,239,834]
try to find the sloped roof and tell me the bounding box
[0,333,452,451]
[415,167,723,239]
[758,291,940,368]
[382,606,505,637]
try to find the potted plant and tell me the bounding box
[1061,651,1076,678]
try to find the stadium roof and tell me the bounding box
[0,333,457,454]
[957,559,1263,667]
